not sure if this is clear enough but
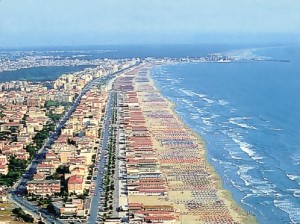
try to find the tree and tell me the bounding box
[12,207,22,215]
[67,138,76,146]
[47,113,63,123]
[8,126,18,133]
[9,158,27,170]
[77,194,86,200]
[51,172,60,180]
[12,207,34,223]
[56,165,69,174]
[0,111,5,118]
[26,145,37,158]
[23,214,34,223]
[47,203,56,214]
[44,100,60,108]
[46,122,55,131]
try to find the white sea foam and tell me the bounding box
[287,174,299,181]
[236,165,254,174]
[190,113,200,120]
[211,158,232,168]
[202,97,214,104]
[179,88,194,97]
[228,151,242,160]
[181,99,194,108]
[202,118,213,126]
[237,164,277,196]
[228,117,257,130]
[210,114,220,119]
[287,189,300,198]
[229,180,246,192]
[193,92,207,98]
[252,184,276,195]
[274,198,300,224]
[218,99,229,105]
[192,92,215,104]
[202,117,213,126]
[250,188,272,196]
[211,158,218,162]
[252,156,264,161]
[232,138,256,157]
[171,79,180,84]
[270,128,283,131]
[236,165,255,186]
[274,193,282,199]
[239,117,252,120]
[292,153,300,165]
[200,127,211,133]
[242,193,256,201]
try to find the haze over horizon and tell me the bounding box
[0,0,300,47]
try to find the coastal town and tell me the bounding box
[1,1,298,223]
[0,49,118,73]
[0,57,257,224]
[0,48,285,76]
[0,58,138,223]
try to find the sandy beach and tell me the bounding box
[114,63,257,223]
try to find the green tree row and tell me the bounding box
[12,207,34,223]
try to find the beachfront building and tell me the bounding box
[67,175,84,194]
[60,199,85,217]
[36,163,56,175]
[26,180,61,196]
[0,164,8,175]
[0,154,8,175]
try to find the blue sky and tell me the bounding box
[0,0,300,47]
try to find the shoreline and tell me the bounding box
[141,63,257,223]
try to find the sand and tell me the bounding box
[134,64,257,224]
[115,63,257,224]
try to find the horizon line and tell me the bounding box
[1,42,299,50]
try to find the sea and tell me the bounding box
[151,45,300,224]
[1,44,299,223]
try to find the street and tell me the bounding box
[89,91,115,224]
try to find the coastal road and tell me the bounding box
[89,91,116,224]
[112,93,126,219]
[112,93,128,221]
[9,64,138,224]
[111,95,119,218]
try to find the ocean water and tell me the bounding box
[1,44,244,59]
[151,46,300,224]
